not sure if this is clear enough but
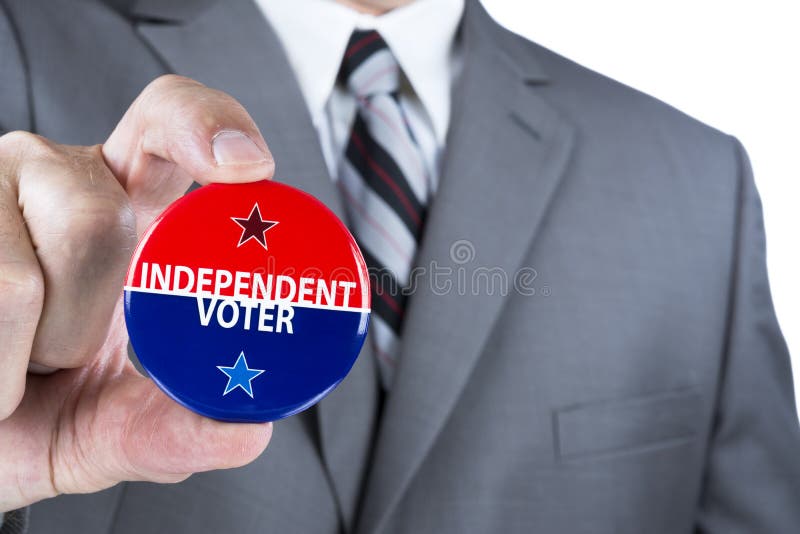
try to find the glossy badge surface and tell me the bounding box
[124,181,370,422]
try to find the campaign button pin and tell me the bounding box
[124,180,371,422]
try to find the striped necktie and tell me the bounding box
[337,30,431,389]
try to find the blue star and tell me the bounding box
[217,351,265,398]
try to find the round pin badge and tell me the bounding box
[124,180,370,422]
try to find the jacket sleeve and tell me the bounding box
[0,0,32,134]
[695,138,800,533]
[0,510,29,534]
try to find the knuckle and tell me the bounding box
[173,100,224,135]
[0,262,45,311]
[140,74,203,103]
[54,151,138,252]
[136,75,222,138]
[62,192,137,254]
[21,146,138,255]
[142,75,243,127]
[0,130,55,159]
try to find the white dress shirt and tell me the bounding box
[254,0,464,190]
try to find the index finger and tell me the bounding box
[102,75,275,226]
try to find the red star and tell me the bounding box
[231,203,278,251]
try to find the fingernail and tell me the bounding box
[212,131,268,165]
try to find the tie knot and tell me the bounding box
[339,30,400,98]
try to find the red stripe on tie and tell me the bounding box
[346,32,380,59]
[334,180,413,263]
[350,131,422,227]
[359,96,431,194]
[378,287,404,315]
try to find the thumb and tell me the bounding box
[102,75,275,231]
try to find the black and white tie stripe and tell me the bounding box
[337,30,431,389]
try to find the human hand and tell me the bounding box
[0,75,275,511]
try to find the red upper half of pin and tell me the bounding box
[125,180,370,310]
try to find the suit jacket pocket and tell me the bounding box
[554,387,702,462]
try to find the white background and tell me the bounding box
[481,0,800,412]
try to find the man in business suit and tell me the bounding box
[0,0,798,532]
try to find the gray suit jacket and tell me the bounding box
[1,0,798,532]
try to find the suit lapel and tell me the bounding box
[132,0,380,529]
[357,3,576,533]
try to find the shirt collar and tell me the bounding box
[255,0,464,145]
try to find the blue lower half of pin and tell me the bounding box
[124,291,369,422]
